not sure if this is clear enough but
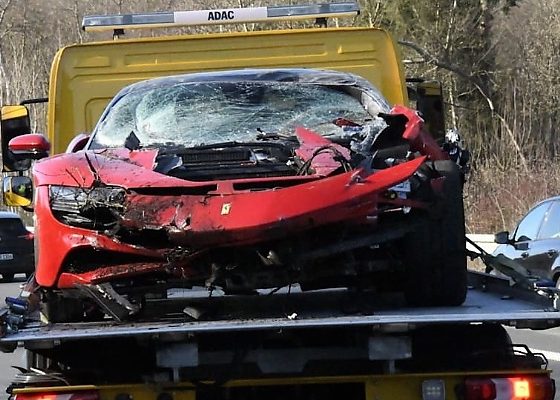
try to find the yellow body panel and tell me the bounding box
[418,81,443,96]
[12,371,550,400]
[1,105,28,120]
[47,27,407,154]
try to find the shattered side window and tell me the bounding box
[93,95,140,147]
[92,81,388,149]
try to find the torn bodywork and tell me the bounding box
[33,69,466,320]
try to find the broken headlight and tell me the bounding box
[49,185,125,230]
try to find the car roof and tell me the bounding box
[117,68,379,96]
[0,211,23,220]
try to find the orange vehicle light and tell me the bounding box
[510,378,530,399]
[463,376,554,400]
[15,391,99,400]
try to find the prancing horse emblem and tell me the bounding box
[221,203,232,215]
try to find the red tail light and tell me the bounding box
[463,376,554,400]
[464,379,496,400]
[524,376,556,400]
[14,391,99,400]
[18,231,34,240]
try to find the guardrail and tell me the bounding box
[466,234,497,254]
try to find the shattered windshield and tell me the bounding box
[91,80,389,149]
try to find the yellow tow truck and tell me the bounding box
[0,2,557,400]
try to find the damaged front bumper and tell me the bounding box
[37,156,426,290]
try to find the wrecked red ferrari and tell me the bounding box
[30,69,467,320]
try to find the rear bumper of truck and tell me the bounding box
[10,371,556,400]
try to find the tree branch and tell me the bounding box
[399,39,529,172]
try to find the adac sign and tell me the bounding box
[208,10,235,21]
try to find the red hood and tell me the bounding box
[32,127,352,189]
[33,148,203,189]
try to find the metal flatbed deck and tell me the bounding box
[2,271,559,345]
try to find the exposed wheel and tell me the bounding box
[2,273,15,282]
[404,160,467,306]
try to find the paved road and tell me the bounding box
[0,277,27,398]
[0,279,559,398]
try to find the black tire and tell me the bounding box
[403,218,437,306]
[404,160,467,306]
[2,273,14,282]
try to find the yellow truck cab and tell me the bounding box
[49,5,407,154]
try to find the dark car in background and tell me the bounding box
[493,196,560,287]
[0,211,34,281]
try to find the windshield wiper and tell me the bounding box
[256,128,298,142]
[256,132,281,141]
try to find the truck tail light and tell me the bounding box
[463,376,554,400]
[14,391,99,400]
[464,379,496,400]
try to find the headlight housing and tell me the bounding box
[49,185,125,230]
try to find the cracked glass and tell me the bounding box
[92,80,390,149]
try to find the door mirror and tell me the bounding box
[494,231,511,244]
[9,134,50,160]
[3,176,33,207]
[1,105,31,171]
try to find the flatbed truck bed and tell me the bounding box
[2,271,559,348]
[2,271,559,400]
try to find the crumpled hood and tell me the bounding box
[33,148,204,189]
[32,127,353,188]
